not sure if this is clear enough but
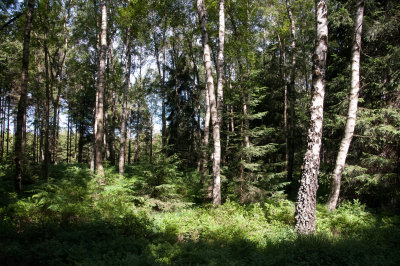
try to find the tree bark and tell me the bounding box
[161,22,167,149]
[15,0,35,192]
[286,0,297,183]
[0,92,5,162]
[67,113,70,163]
[119,26,131,175]
[327,0,364,211]
[134,103,140,163]
[95,0,107,179]
[42,37,50,181]
[197,0,221,205]
[213,0,225,205]
[295,0,328,234]
[201,87,211,184]
[6,96,10,157]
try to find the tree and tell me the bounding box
[285,0,296,183]
[119,25,131,175]
[327,0,364,211]
[295,0,328,234]
[213,0,225,205]
[197,0,222,205]
[95,0,107,178]
[15,0,35,192]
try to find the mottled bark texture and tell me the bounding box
[327,0,364,211]
[295,0,328,234]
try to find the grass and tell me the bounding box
[1,163,400,265]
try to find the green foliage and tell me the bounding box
[1,164,400,265]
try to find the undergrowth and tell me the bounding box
[1,163,400,265]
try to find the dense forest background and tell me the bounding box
[1,0,399,264]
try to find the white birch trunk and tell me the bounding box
[197,0,222,205]
[327,0,364,211]
[295,0,328,234]
[95,0,107,178]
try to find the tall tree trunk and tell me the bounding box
[107,38,116,165]
[78,120,84,163]
[95,0,107,179]
[161,24,167,149]
[42,36,51,181]
[6,96,10,156]
[127,121,131,164]
[53,100,61,164]
[119,26,131,175]
[67,113,70,163]
[327,0,364,211]
[286,0,297,183]
[32,103,38,163]
[15,0,35,192]
[295,0,328,234]
[201,88,211,185]
[134,103,140,163]
[90,92,97,172]
[0,92,4,162]
[213,0,225,205]
[278,34,288,172]
[197,0,221,205]
[39,115,44,163]
[74,123,77,161]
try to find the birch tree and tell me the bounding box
[95,0,107,178]
[197,0,222,205]
[285,0,296,183]
[327,0,364,211]
[295,0,328,234]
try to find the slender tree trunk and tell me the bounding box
[201,83,211,186]
[32,104,38,163]
[278,34,288,172]
[42,36,51,181]
[197,0,222,205]
[213,0,225,205]
[161,25,167,149]
[95,0,107,179]
[15,0,35,192]
[90,92,97,171]
[107,38,116,165]
[134,103,140,163]
[127,121,131,164]
[286,0,297,183]
[53,100,61,164]
[150,116,153,163]
[295,0,328,234]
[39,115,44,163]
[67,113,70,163]
[6,96,10,156]
[74,124,77,161]
[327,0,364,211]
[119,26,131,175]
[0,92,3,162]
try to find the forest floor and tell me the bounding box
[1,163,400,265]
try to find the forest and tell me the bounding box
[1,0,400,264]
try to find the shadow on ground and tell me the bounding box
[1,216,399,265]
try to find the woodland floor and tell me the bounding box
[1,163,400,265]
